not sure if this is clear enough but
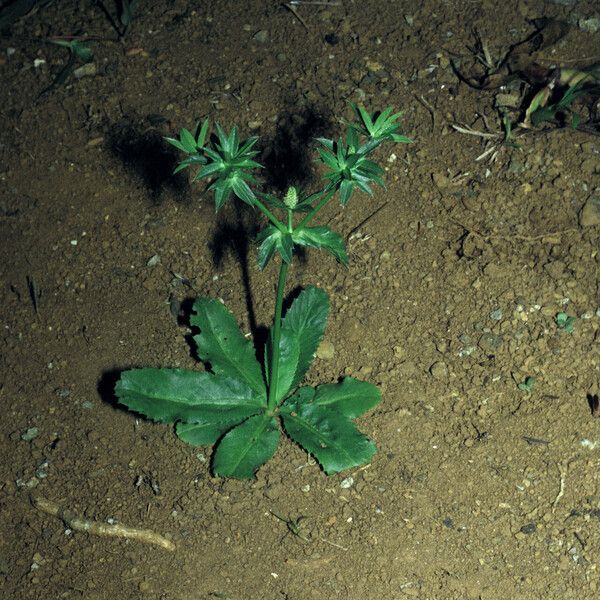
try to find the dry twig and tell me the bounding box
[33,496,175,551]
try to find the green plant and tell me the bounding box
[40,36,93,95]
[270,510,309,542]
[555,312,575,333]
[517,376,535,394]
[119,0,139,37]
[524,68,600,129]
[115,105,410,478]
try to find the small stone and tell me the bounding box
[316,340,335,360]
[520,522,537,535]
[393,345,406,359]
[86,136,104,146]
[247,120,262,130]
[489,308,503,321]
[579,196,600,227]
[301,484,310,493]
[21,427,39,441]
[146,254,160,267]
[252,30,268,43]
[495,93,520,109]
[73,63,97,78]
[429,361,449,379]
[340,476,354,489]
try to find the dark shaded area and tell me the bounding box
[587,393,599,417]
[209,203,262,333]
[97,368,125,411]
[108,118,189,204]
[260,101,333,193]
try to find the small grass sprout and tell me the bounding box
[518,376,536,394]
[115,105,411,479]
[555,312,575,333]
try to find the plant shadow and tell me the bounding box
[260,101,334,194]
[108,117,190,205]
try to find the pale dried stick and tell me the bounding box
[33,496,175,551]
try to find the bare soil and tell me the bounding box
[1,1,600,598]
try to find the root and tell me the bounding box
[32,496,175,551]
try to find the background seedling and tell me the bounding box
[41,36,94,95]
[555,312,575,333]
[518,376,536,394]
[270,510,309,542]
[115,105,411,478]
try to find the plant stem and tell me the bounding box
[267,260,290,411]
[253,197,287,233]
[298,185,337,229]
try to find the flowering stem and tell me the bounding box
[267,259,290,412]
[253,197,286,233]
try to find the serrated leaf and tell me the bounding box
[115,369,264,423]
[213,414,280,478]
[176,416,243,446]
[191,298,266,398]
[281,287,329,389]
[267,328,300,403]
[293,226,348,265]
[281,395,377,474]
[313,377,381,418]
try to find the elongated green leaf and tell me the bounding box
[196,118,210,147]
[281,287,329,389]
[197,161,224,179]
[281,393,377,474]
[176,414,245,446]
[231,176,256,206]
[191,298,266,399]
[179,128,197,153]
[267,328,300,403]
[213,415,280,478]
[279,232,293,264]
[116,369,264,423]
[256,226,279,270]
[165,136,187,152]
[313,377,381,418]
[293,226,348,265]
[339,179,354,205]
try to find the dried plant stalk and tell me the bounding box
[33,496,175,551]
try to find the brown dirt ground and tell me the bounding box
[1,1,600,598]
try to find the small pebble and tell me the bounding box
[429,361,448,379]
[489,309,503,321]
[340,476,354,489]
[253,30,268,43]
[21,427,39,441]
[316,340,335,360]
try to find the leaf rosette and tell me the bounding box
[116,287,381,478]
